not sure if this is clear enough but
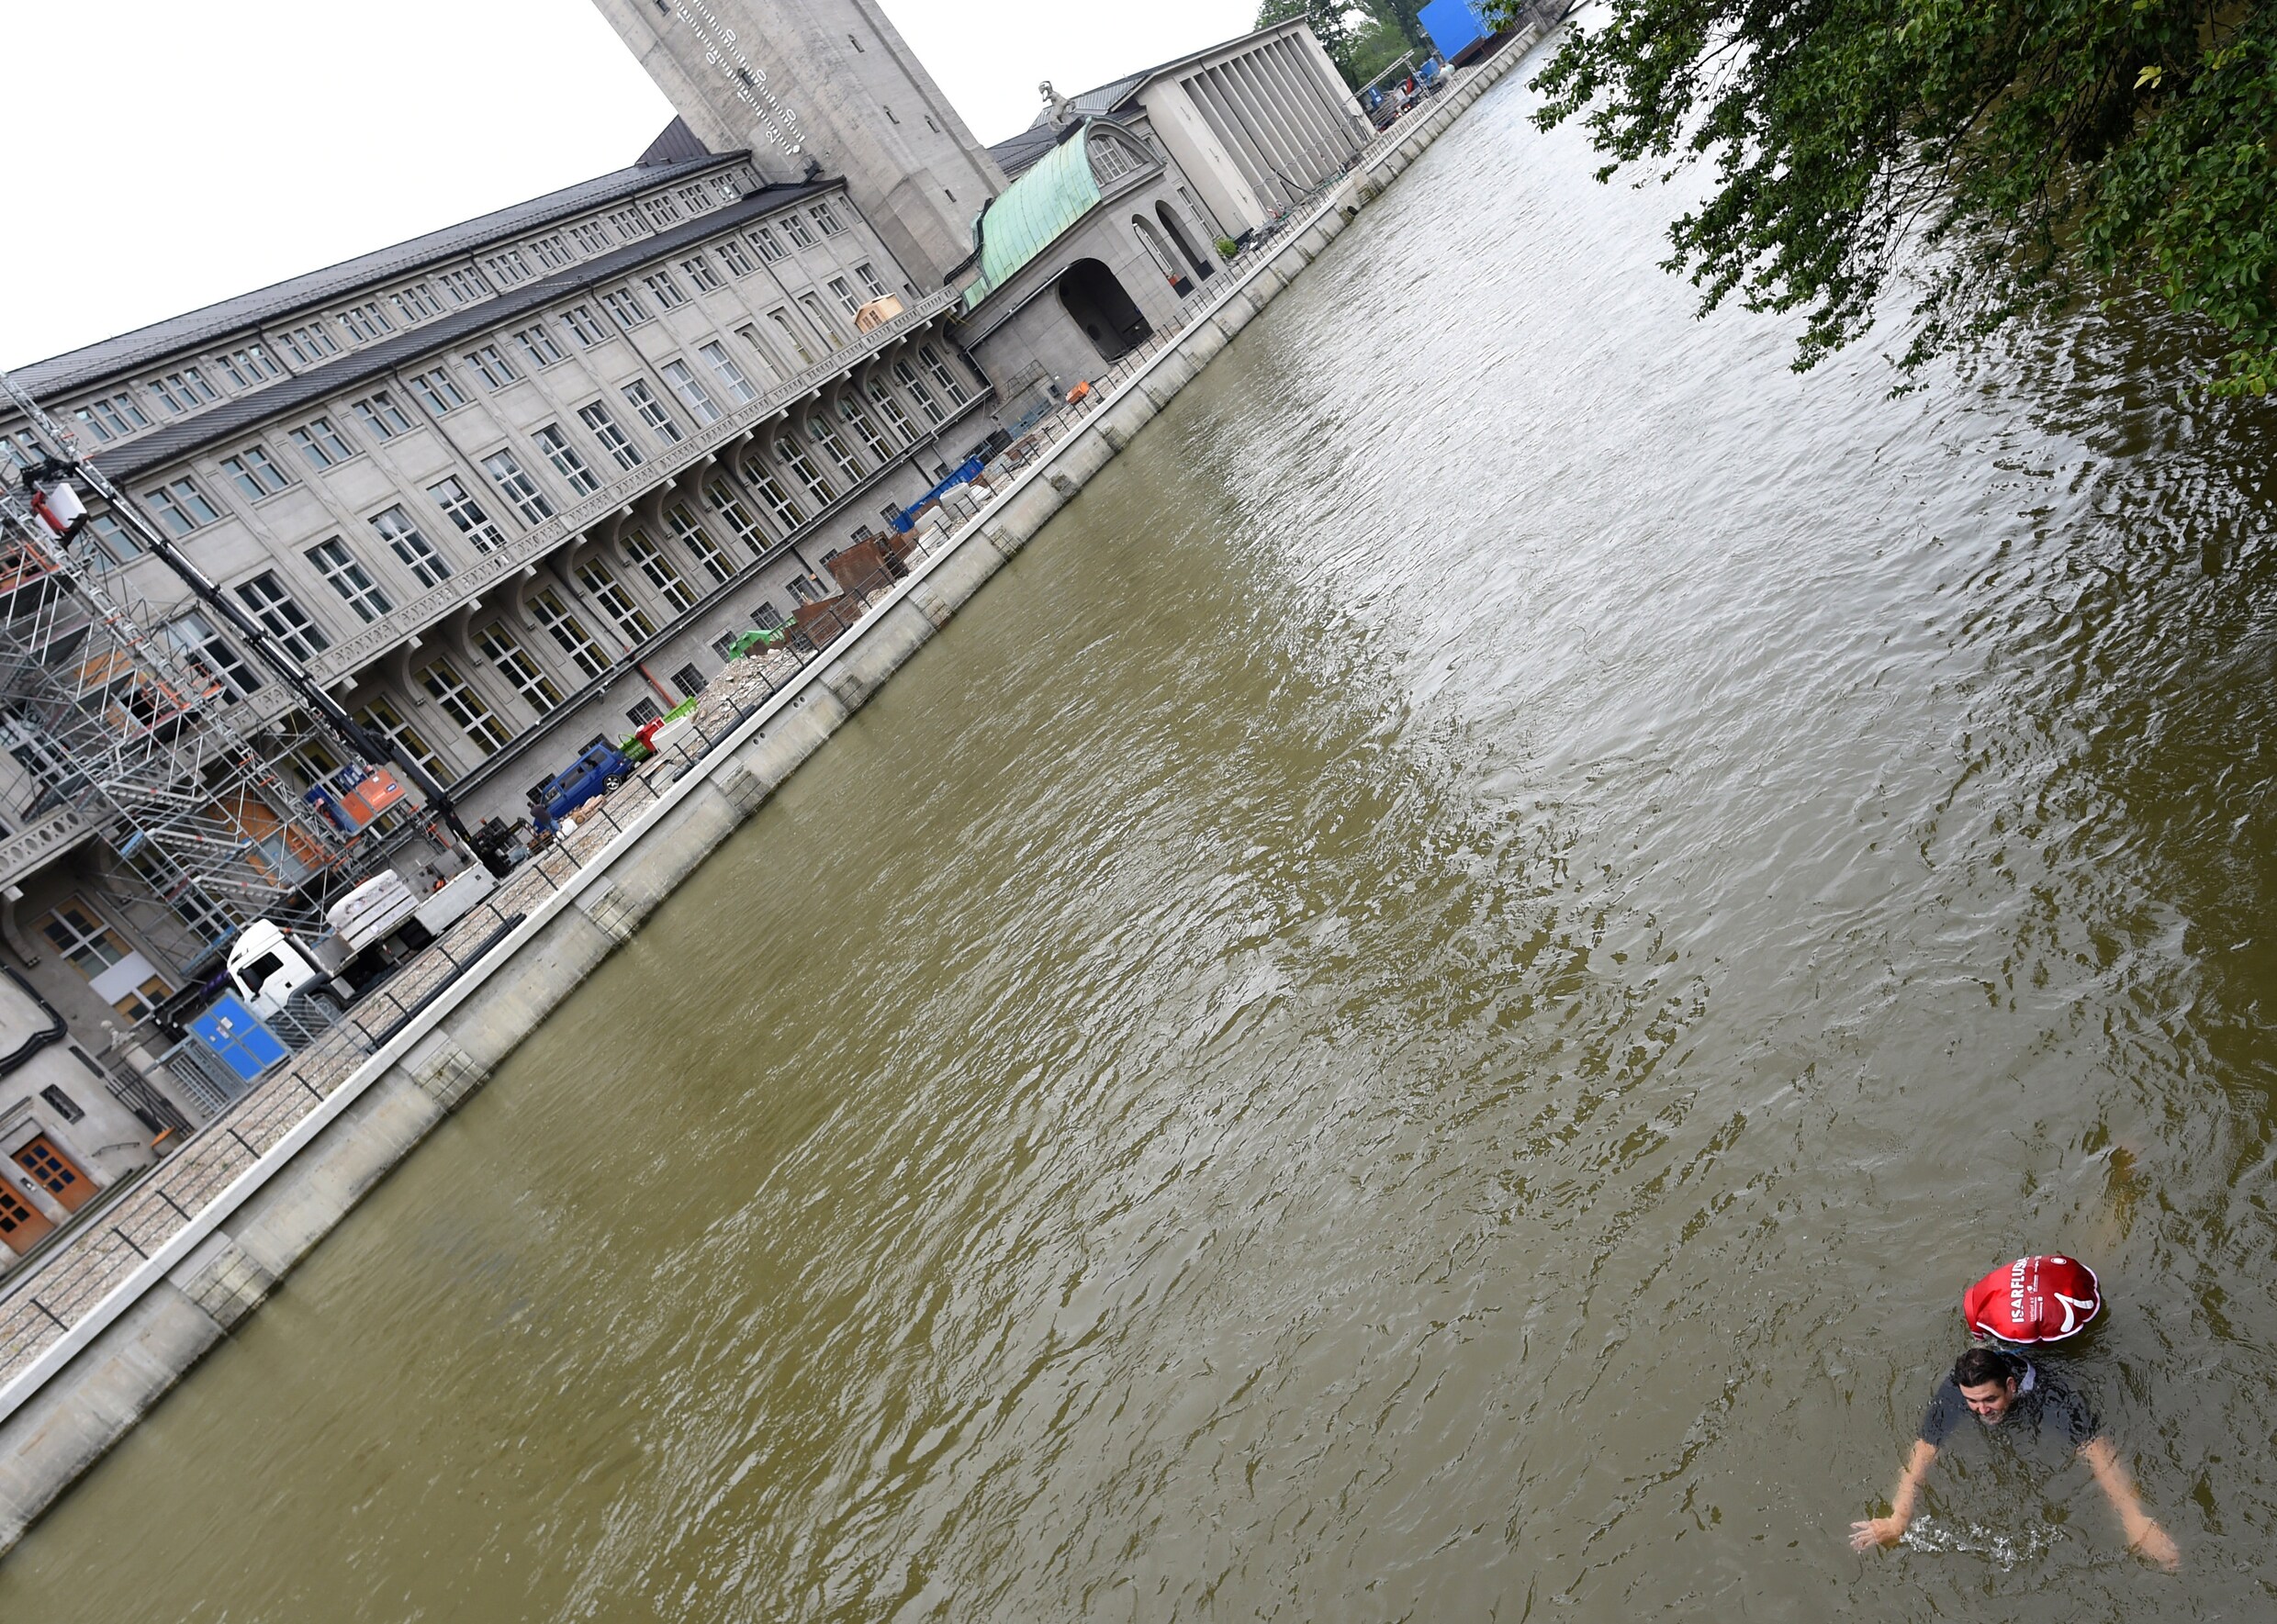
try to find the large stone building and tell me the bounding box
[0,2,1366,1268]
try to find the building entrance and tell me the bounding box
[1057,260,1154,363]
[0,1182,52,1254]
[14,1136,91,1213]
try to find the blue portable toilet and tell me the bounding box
[190,995,289,1084]
[1419,0,1488,57]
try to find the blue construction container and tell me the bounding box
[1419,0,1488,57]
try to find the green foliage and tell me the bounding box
[1260,0,1429,88]
[1485,0,2277,392]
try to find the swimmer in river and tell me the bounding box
[1849,1346,2180,1571]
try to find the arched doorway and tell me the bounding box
[1131,217,1193,298]
[1156,201,1214,281]
[1057,259,1153,363]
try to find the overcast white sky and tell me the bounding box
[0,0,1259,370]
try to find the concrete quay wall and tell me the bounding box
[0,36,1533,1557]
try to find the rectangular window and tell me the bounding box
[866,377,917,445]
[475,622,563,712]
[570,220,613,257]
[371,507,453,588]
[439,267,490,305]
[352,390,416,439]
[533,425,600,496]
[717,237,756,277]
[529,588,611,678]
[391,282,444,322]
[87,513,141,566]
[340,301,394,342]
[768,308,813,366]
[676,183,713,216]
[827,276,860,317]
[578,403,643,470]
[894,360,945,425]
[661,360,722,424]
[601,287,651,330]
[147,477,220,534]
[699,341,758,405]
[308,537,394,622]
[627,696,662,729]
[513,324,566,370]
[856,262,888,299]
[419,659,512,752]
[623,529,697,610]
[408,365,467,417]
[779,211,816,249]
[642,271,688,309]
[75,393,149,442]
[679,253,723,292]
[753,600,786,630]
[428,476,508,552]
[279,323,339,366]
[921,344,971,406]
[357,695,447,779]
[707,478,778,547]
[163,610,260,700]
[666,505,731,582]
[748,224,785,263]
[218,345,282,388]
[288,416,356,469]
[484,248,533,286]
[219,444,293,501]
[574,559,654,641]
[482,451,554,522]
[608,207,648,242]
[531,233,573,270]
[810,199,844,235]
[621,380,681,443]
[149,368,218,414]
[645,191,684,227]
[562,304,610,347]
[671,663,706,700]
[465,344,520,389]
[234,572,330,662]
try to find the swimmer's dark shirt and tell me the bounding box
[1918,1361,2103,1450]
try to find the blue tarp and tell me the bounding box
[1419,0,1487,56]
[190,995,288,1083]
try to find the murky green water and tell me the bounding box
[7,51,2277,1622]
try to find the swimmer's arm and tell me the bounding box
[2081,1436,2181,1572]
[1849,1439,1936,1551]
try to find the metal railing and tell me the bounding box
[0,47,1522,1394]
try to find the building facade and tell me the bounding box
[0,6,1367,1271]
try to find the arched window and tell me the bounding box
[808,414,862,483]
[1156,201,1213,280]
[1132,216,1190,297]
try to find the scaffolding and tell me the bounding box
[0,407,409,982]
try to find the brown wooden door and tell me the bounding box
[13,1136,92,1213]
[0,1182,52,1254]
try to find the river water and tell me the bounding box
[7,47,2277,1623]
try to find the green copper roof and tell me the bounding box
[961,126,1102,312]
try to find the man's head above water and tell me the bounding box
[1950,1347,2028,1423]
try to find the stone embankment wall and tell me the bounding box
[0,33,1537,1555]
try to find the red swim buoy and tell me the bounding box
[1963,1255,2102,1343]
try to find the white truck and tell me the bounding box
[225,865,498,1022]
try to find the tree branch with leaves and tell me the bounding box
[1485,0,2277,392]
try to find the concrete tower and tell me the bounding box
[589,0,1006,286]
